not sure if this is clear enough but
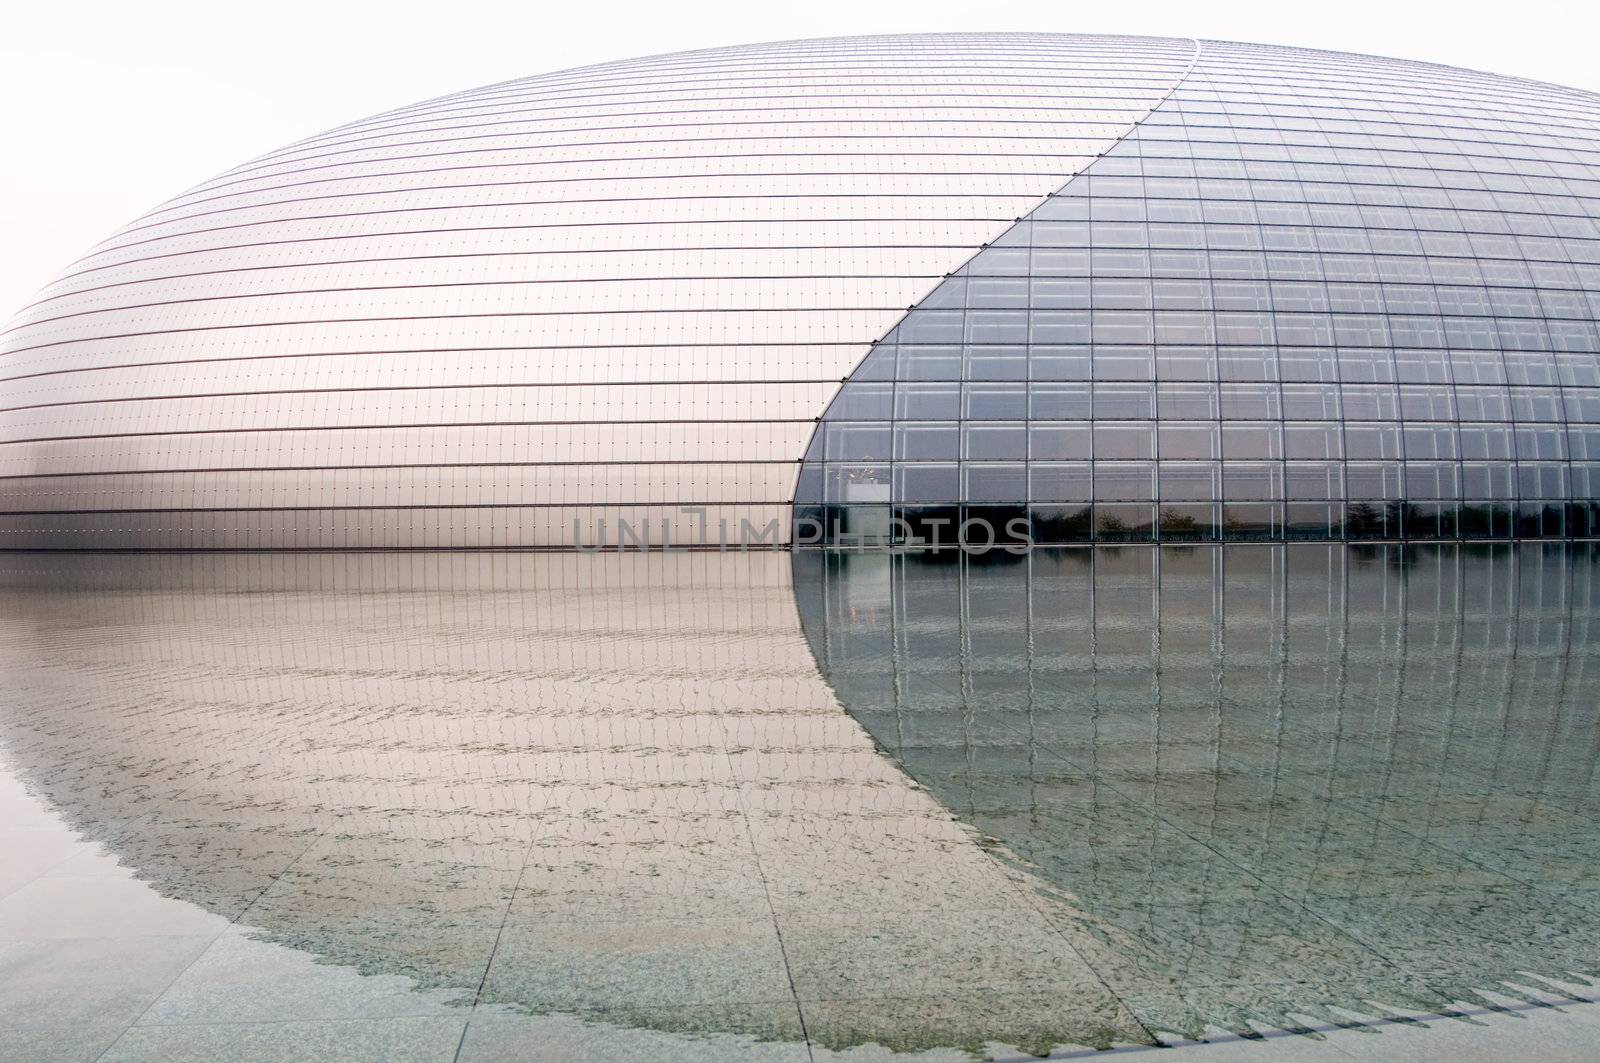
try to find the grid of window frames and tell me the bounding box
[797,40,1600,544]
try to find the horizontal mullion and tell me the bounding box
[38,241,985,296]
[7,273,944,335]
[74,203,1023,266]
[0,339,870,387]
[0,501,800,515]
[0,417,822,445]
[0,457,809,481]
[3,303,917,358]
[0,378,847,416]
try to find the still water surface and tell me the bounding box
[0,544,1596,1057]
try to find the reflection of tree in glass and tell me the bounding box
[1158,508,1199,535]
[1346,501,1383,537]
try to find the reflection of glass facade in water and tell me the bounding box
[795,543,1600,1035]
[2,545,1600,1053]
[797,40,1600,545]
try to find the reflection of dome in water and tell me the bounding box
[2,546,1599,1052]
[0,553,1148,1054]
[3,35,1600,547]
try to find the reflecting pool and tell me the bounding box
[1,544,1598,1059]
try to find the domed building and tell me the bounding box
[2,33,1599,548]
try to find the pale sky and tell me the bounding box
[2,0,1598,322]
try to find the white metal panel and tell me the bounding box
[0,34,1192,546]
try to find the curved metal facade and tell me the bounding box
[799,39,1600,544]
[0,34,1193,548]
[4,34,1600,548]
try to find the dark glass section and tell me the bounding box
[797,41,1600,544]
